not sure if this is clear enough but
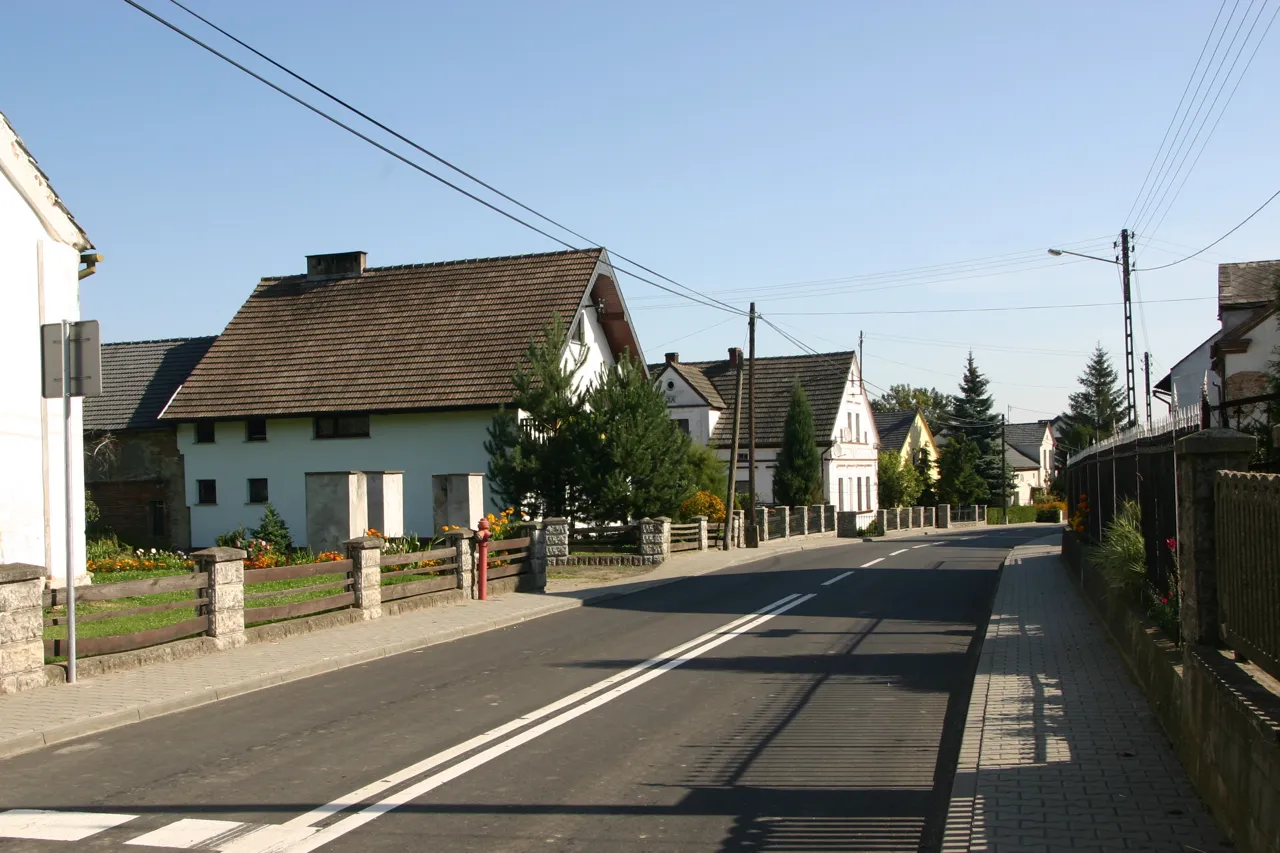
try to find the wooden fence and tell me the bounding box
[487,537,531,581]
[44,572,210,658]
[1216,470,1280,682]
[380,545,460,603]
[243,559,354,625]
[669,522,701,553]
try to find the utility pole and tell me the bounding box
[1143,351,1152,426]
[1120,229,1136,427]
[747,304,759,547]
[1001,412,1008,523]
[723,347,744,550]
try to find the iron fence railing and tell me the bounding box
[1216,470,1280,683]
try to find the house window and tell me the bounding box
[197,479,217,505]
[315,414,370,439]
[148,501,166,538]
[675,419,690,435]
[846,413,853,441]
[195,422,215,444]
[736,480,750,498]
[856,413,861,443]
[838,478,844,512]
[573,316,586,345]
[245,417,267,442]
[737,452,749,463]
[866,478,872,509]
[248,478,269,504]
[856,477,862,511]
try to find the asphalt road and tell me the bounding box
[0,526,1053,853]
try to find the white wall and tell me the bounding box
[566,303,614,394]
[0,172,87,583]
[1167,335,1222,408]
[1225,320,1279,376]
[655,366,719,446]
[180,411,501,549]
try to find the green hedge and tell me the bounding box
[986,506,1040,524]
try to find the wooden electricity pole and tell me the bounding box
[723,347,744,550]
[747,303,759,548]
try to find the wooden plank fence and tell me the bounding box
[380,545,460,603]
[243,559,354,624]
[669,522,701,553]
[487,536,531,580]
[44,572,210,658]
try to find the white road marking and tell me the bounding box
[220,825,318,853]
[861,558,884,567]
[282,593,803,830]
[890,548,908,556]
[820,571,853,586]
[0,809,138,841]
[280,594,817,852]
[126,818,247,848]
[911,544,932,549]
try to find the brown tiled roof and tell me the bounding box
[85,337,217,430]
[679,352,855,447]
[649,361,727,408]
[1218,260,1280,308]
[163,249,621,419]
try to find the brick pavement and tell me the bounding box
[943,537,1230,852]
[0,532,846,760]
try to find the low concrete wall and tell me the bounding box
[1062,535,1280,853]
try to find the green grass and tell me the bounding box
[380,568,455,587]
[43,568,199,660]
[243,572,348,625]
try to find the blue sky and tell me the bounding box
[4,1,1278,420]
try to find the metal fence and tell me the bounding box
[949,505,978,523]
[1208,391,1280,473]
[1216,470,1280,682]
[1062,405,1202,596]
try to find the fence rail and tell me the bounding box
[243,559,354,625]
[669,522,702,553]
[1216,470,1280,682]
[43,571,210,658]
[487,536,531,581]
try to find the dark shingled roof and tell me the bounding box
[1219,260,1280,308]
[84,337,217,431]
[873,410,917,453]
[649,361,727,408]
[675,352,855,447]
[162,249,636,420]
[1004,421,1051,461]
[1004,443,1040,471]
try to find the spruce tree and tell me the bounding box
[576,353,695,523]
[252,502,293,553]
[486,314,588,519]
[772,381,823,506]
[951,353,1012,500]
[1061,344,1125,451]
[937,431,989,505]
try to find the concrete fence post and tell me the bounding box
[1176,429,1257,646]
[693,516,709,551]
[775,506,790,538]
[639,517,671,564]
[798,506,809,536]
[446,528,476,596]
[0,564,47,694]
[734,510,746,547]
[937,504,951,529]
[343,536,384,619]
[876,508,888,532]
[521,522,547,591]
[193,546,246,650]
[757,507,770,541]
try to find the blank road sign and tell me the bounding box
[40,320,102,398]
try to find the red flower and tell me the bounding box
[1160,597,1169,605]
[1165,537,1177,552]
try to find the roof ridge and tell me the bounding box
[258,247,604,282]
[103,335,218,347]
[683,350,854,367]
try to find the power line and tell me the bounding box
[122,0,745,317]
[1135,187,1280,271]
[761,296,1214,317]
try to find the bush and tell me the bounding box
[87,534,131,561]
[680,490,726,523]
[987,506,1038,524]
[216,526,248,548]
[252,503,293,553]
[1088,500,1146,596]
[860,519,882,537]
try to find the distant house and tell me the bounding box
[650,350,880,511]
[160,249,641,548]
[83,337,216,550]
[1003,421,1056,505]
[1,111,97,585]
[1211,260,1278,417]
[873,409,939,479]
[1153,331,1222,411]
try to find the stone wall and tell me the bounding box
[0,564,47,694]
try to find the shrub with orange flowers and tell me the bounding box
[1068,493,1090,538]
[680,490,726,523]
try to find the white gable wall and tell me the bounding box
[566,302,615,394]
[0,159,87,584]
[655,366,720,446]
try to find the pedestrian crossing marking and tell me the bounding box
[0,809,138,841]
[126,818,247,848]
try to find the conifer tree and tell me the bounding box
[936,431,989,505]
[1061,344,1125,451]
[772,381,823,506]
[951,353,1013,500]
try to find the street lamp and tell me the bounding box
[1048,232,1138,426]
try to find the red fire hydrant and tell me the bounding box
[476,517,490,601]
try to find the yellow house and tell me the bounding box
[873,409,940,479]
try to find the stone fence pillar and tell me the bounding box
[756,507,770,542]
[937,504,951,529]
[544,518,570,570]
[193,547,246,650]
[521,522,547,591]
[1177,429,1257,646]
[693,516,709,551]
[876,508,888,532]
[0,564,46,694]
[446,527,476,596]
[344,536,384,619]
[777,506,791,538]
[733,510,746,547]
[798,506,809,536]
[639,517,671,563]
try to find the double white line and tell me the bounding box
[278,592,815,851]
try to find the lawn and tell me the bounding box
[43,567,200,661]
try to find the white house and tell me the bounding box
[650,349,880,511]
[1153,331,1222,411]
[1211,260,1278,416]
[161,249,642,548]
[1003,421,1056,505]
[0,111,97,585]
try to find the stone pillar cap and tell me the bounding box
[0,563,45,583]
[1176,428,1258,455]
[343,536,385,548]
[192,546,247,561]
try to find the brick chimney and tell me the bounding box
[665,352,679,365]
[727,347,741,368]
[306,251,367,282]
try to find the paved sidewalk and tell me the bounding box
[0,532,848,760]
[943,537,1229,852]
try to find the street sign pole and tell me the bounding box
[61,320,77,683]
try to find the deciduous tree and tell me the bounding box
[877,451,923,508]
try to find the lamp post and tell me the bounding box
[1048,230,1136,426]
